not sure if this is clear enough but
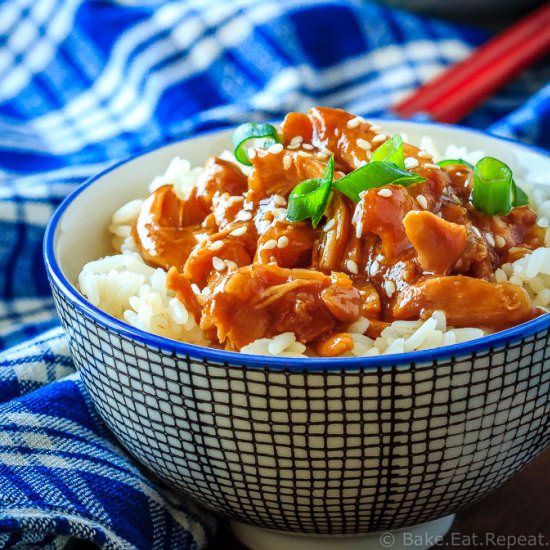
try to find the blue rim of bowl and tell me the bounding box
[44,119,550,371]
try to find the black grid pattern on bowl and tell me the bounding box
[52,282,550,534]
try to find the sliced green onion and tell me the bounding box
[287,156,334,228]
[371,135,405,168]
[512,181,529,207]
[471,156,530,215]
[438,158,474,169]
[332,161,425,203]
[232,122,280,166]
[472,157,514,215]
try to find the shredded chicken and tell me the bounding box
[130,106,545,354]
[132,185,208,271]
[393,276,537,330]
[200,264,361,350]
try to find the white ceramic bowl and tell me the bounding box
[44,121,550,548]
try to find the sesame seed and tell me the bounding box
[345,259,359,275]
[324,218,336,232]
[356,138,371,151]
[209,240,224,251]
[384,280,396,297]
[370,260,380,276]
[485,233,496,247]
[423,163,440,170]
[418,150,432,159]
[495,235,506,248]
[472,226,482,238]
[377,188,393,198]
[283,153,292,170]
[416,194,428,209]
[355,219,363,239]
[230,226,247,237]
[277,236,289,249]
[289,135,303,147]
[494,268,507,283]
[404,157,419,169]
[509,246,525,256]
[346,116,363,129]
[370,124,381,131]
[268,143,283,154]
[212,256,226,271]
[335,128,340,137]
[372,134,387,144]
[264,239,277,250]
[240,211,253,221]
[302,143,314,150]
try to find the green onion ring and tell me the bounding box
[232,122,280,166]
[472,157,514,215]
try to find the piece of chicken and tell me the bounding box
[393,275,537,330]
[248,148,326,200]
[403,210,467,275]
[353,184,416,260]
[200,264,362,350]
[281,107,378,171]
[133,158,247,272]
[133,185,208,271]
[194,157,248,211]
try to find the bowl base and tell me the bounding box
[230,514,455,550]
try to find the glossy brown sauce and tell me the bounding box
[132,107,545,354]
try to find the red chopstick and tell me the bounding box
[393,2,550,123]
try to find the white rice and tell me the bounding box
[78,138,550,358]
[149,156,204,199]
[78,252,208,345]
[241,332,308,357]
[109,199,142,253]
[420,137,486,166]
[240,312,488,358]
[496,248,550,308]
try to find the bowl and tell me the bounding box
[44,121,550,548]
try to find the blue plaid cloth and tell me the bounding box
[1,1,549,548]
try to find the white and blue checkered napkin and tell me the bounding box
[1,1,549,548]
